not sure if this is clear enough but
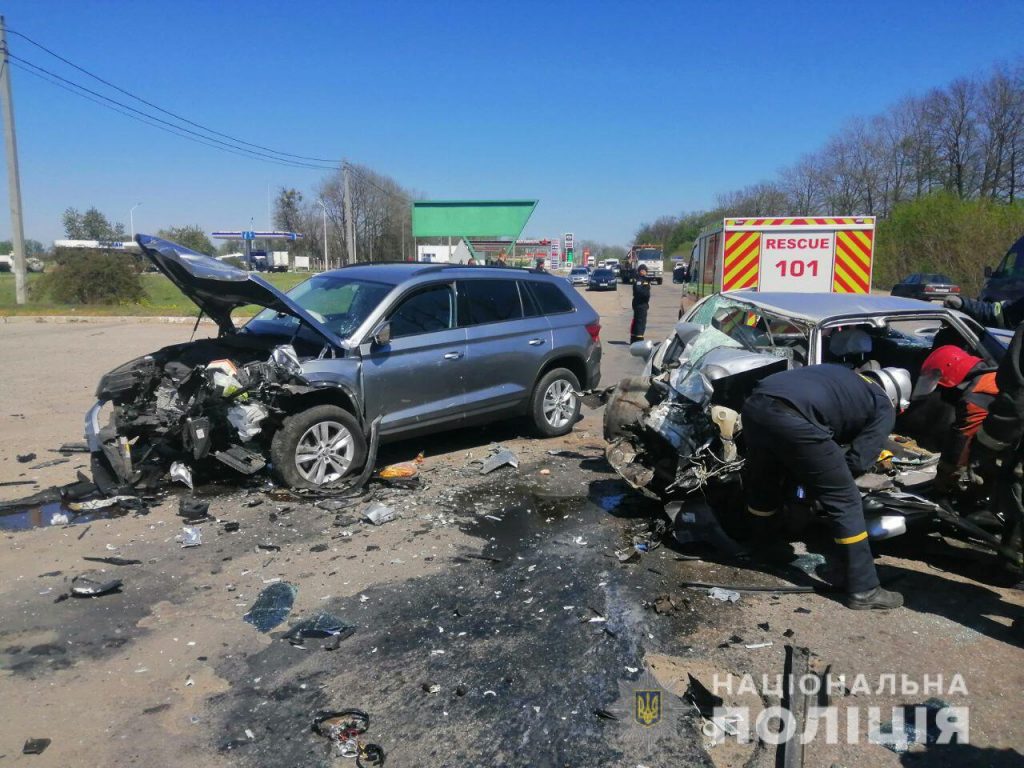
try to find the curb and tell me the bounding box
[0,314,221,326]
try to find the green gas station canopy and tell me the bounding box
[412,200,538,239]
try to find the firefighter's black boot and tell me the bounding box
[846,586,903,610]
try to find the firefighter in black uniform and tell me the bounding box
[741,364,912,610]
[630,264,652,343]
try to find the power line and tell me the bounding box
[6,27,339,164]
[3,32,414,204]
[10,61,336,171]
[8,52,339,171]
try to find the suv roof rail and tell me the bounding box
[328,261,545,275]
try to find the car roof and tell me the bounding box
[321,262,556,284]
[726,290,944,322]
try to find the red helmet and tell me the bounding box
[920,345,983,389]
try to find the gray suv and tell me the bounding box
[85,235,601,489]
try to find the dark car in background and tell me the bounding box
[890,273,960,301]
[86,236,602,490]
[587,268,618,291]
[980,233,1024,303]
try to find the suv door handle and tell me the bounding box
[528,338,545,346]
[443,351,463,360]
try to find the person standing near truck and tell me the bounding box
[630,264,652,343]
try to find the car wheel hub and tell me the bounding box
[295,420,354,485]
[543,380,577,428]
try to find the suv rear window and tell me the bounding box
[457,279,524,326]
[527,281,575,315]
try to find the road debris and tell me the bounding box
[378,452,424,480]
[17,452,37,463]
[363,502,397,526]
[243,582,297,633]
[82,556,142,566]
[707,587,740,603]
[642,594,679,614]
[615,547,640,563]
[30,457,69,470]
[179,526,202,548]
[480,446,518,475]
[170,461,194,490]
[283,612,356,648]
[22,738,51,755]
[178,496,210,522]
[311,709,384,764]
[56,441,89,453]
[871,698,956,753]
[70,572,123,597]
[67,495,140,512]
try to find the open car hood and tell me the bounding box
[136,234,340,346]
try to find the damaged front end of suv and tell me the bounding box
[85,235,368,493]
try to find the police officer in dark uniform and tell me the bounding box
[741,364,912,610]
[630,263,652,343]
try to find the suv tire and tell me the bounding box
[603,375,659,441]
[529,368,581,437]
[271,405,367,488]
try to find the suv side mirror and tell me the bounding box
[371,321,391,347]
[984,265,993,278]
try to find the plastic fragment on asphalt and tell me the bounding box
[67,495,139,512]
[378,452,424,480]
[178,496,210,522]
[615,547,640,563]
[213,445,266,475]
[707,587,740,603]
[22,738,51,755]
[83,556,142,566]
[179,526,202,548]
[282,612,356,647]
[872,698,953,753]
[243,582,297,633]
[480,447,518,475]
[745,642,773,649]
[71,572,123,597]
[363,502,397,526]
[170,461,193,490]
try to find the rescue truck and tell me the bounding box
[623,244,664,284]
[689,216,876,296]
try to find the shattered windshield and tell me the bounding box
[244,274,391,341]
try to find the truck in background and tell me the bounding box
[689,216,876,296]
[622,244,664,284]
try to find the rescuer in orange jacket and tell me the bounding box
[915,345,999,491]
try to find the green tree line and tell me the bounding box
[635,59,1024,293]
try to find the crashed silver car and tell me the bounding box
[603,291,1007,546]
[85,235,601,492]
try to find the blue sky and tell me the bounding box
[2,0,1023,247]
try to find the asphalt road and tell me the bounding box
[1,282,1022,767]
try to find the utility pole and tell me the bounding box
[343,163,356,264]
[317,199,328,270]
[129,202,142,238]
[0,16,27,305]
